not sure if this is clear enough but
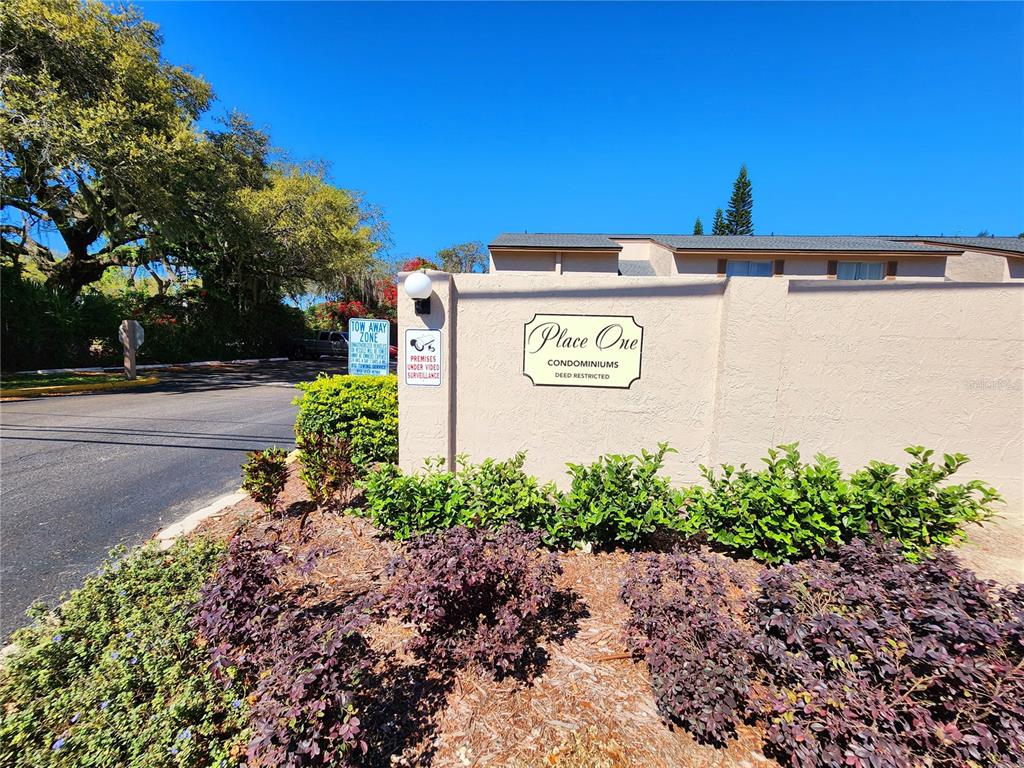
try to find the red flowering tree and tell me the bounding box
[400,257,438,272]
[306,300,370,329]
[377,279,397,319]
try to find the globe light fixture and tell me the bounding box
[403,271,433,315]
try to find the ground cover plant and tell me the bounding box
[194,535,377,767]
[294,375,398,468]
[622,540,1024,767]
[241,447,289,514]
[0,538,246,768]
[621,548,752,744]
[386,524,562,676]
[359,453,560,541]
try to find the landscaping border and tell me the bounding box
[1,376,160,398]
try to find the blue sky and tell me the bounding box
[139,1,1024,260]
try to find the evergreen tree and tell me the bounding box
[692,217,704,235]
[712,208,728,235]
[725,164,754,235]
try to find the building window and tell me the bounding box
[836,261,886,280]
[726,260,773,277]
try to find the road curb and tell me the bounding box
[1,376,160,399]
[16,357,290,376]
[0,483,246,659]
[152,449,298,550]
[152,490,248,550]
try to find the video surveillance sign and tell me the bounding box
[405,329,442,386]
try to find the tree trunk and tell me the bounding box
[44,249,110,298]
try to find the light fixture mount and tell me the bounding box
[403,271,433,316]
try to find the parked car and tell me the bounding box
[288,330,348,360]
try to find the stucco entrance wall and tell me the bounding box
[454,274,725,483]
[397,272,1024,539]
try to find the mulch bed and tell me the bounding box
[191,469,775,768]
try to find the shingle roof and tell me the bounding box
[490,233,967,253]
[490,233,622,250]
[622,235,961,252]
[897,237,1024,255]
[617,260,657,277]
[491,233,1024,256]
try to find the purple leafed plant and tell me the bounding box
[622,539,1024,765]
[193,537,288,672]
[194,537,377,767]
[621,548,753,744]
[748,537,1024,768]
[244,607,373,766]
[387,524,562,677]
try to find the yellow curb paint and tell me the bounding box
[0,376,160,398]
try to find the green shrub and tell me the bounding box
[293,375,398,468]
[682,443,1001,564]
[0,538,246,768]
[128,290,306,366]
[460,452,560,533]
[241,447,289,514]
[359,448,682,550]
[1,266,126,370]
[681,444,853,564]
[361,442,1000,562]
[359,453,559,541]
[297,433,356,508]
[358,459,459,538]
[849,446,1000,559]
[554,444,684,548]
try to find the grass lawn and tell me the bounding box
[0,371,126,391]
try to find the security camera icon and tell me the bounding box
[409,336,436,352]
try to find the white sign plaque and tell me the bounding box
[523,314,643,389]
[405,329,442,387]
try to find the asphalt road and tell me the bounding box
[0,359,347,640]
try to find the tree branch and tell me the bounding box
[0,221,54,263]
